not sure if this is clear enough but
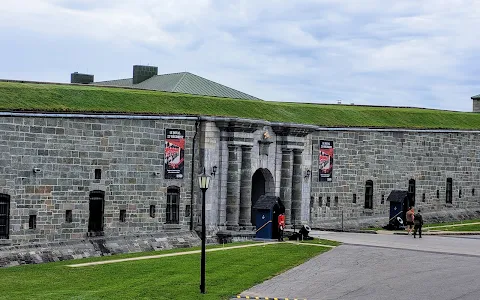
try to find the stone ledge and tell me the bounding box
[0,231,201,268]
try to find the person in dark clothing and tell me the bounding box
[413,209,424,238]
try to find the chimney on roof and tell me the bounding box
[472,94,480,112]
[70,72,94,84]
[132,65,158,84]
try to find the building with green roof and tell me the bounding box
[71,65,260,100]
[1,74,480,267]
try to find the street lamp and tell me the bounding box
[198,168,210,294]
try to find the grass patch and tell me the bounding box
[424,219,480,228]
[440,224,480,231]
[0,243,333,300]
[55,241,261,265]
[297,238,341,246]
[2,82,480,129]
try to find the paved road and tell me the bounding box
[236,231,480,300]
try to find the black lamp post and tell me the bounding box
[198,168,211,294]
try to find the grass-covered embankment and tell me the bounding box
[2,81,480,129]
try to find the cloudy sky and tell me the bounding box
[1,0,479,111]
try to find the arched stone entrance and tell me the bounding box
[251,168,275,226]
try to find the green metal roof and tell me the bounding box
[472,94,480,99]
[93,72,260,100]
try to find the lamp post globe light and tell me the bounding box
[198,168,210,294]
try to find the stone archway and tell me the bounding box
[251,168,275,226]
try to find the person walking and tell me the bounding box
[405,206,415,235]
[277,213,285,241]
[413,209,424,238]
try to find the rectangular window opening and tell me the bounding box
[352,193,357,204]
[65,210,73,223]
[29,215,36,229]
[94,169,102,180]
[119,209,126,222]
[326,196,331,207]
[334,196,338,206]
[318,196,323,207]
[422,193,426,202]
[149,205,155,218]
[446,178,453,204]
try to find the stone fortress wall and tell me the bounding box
[2,112,480,266]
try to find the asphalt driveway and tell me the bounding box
[236,231,480,300]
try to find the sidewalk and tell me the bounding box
[376,221,480,236]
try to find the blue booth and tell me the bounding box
[253,196,285,239]
[387,190,411,228]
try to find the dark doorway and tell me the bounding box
[251,171,265,226]
[88,190,105,236]
[408,179,416,207]
[0,194,10,239]
[251,168,275,226]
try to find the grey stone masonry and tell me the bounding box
[280,149,293,224]
[291,149,303,225]
[226,145,240,229]
[239,145,253,227]
[0,115,196,245]
[310,130,480,229]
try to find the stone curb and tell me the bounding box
[308,228,378,234]
[393,231,480,236]
[235,295,306,300]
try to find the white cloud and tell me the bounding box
[0,0,479,111]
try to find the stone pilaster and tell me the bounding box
[239,145,253,227]
[291,149,303,226]
[280,149,293,224]
[226,145,240,229]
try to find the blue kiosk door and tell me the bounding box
[255,209,273,239]
[389,201,403,222]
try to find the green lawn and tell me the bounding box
[298,238,341,246]
[439,224,480,231]
[0,242,334,300]
[424,219,480,228]
[2,81,480,129]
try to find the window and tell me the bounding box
[318,196,323,207]
[352,193,357,204]
[119,210,126,222]
[65,210,73,223]
[437,190,440,199]
[334,196,338,206]
[0,194,10,239]
[422,193,426,202]
[365,180,373,209]
[326,196,331,207]
[381,194,385,204]
[29,215,36,229]
[149,205,156,218]
[472,188,475,196]
[446,178,453,204]
[166,186,180,224]
[459,189,462,199]
[408,179,416,207]
[95,169,102,180]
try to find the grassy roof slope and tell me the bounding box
[1,81,480,129]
